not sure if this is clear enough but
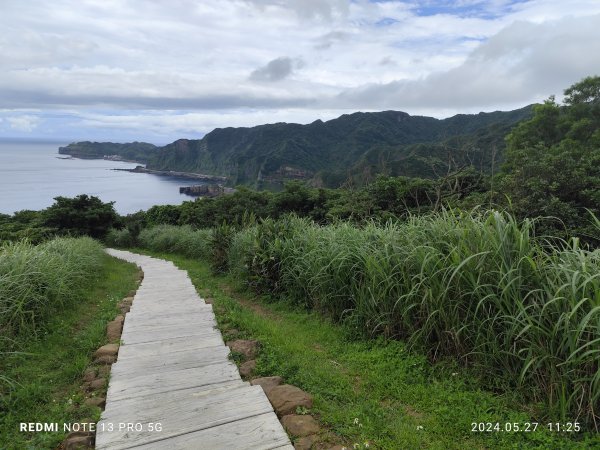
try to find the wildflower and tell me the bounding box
[452,372,458,376]
[353,418,360,425]
[417,425,424,430]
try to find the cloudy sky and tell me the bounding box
[1,0,599,144]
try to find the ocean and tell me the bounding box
[0,140,203,215]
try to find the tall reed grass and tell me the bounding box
[105,228,135,247]
[227,211,600,427]
[138,225,212,259]
[0,237,104,339]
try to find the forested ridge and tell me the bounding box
[60,106,533,188]
[147,106,533,188]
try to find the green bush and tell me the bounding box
[232,216,309,294]
[228,226,258,281]
[42,195,118,239]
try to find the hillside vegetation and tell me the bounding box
[147,106,532,187]
[59,141,158,163]
[127,211,600,433]
[107,77,600,244]
[58,107,532,188]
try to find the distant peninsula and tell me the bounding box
[58,141,159,164]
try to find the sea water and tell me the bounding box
[0,140,202,215]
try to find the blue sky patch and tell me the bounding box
[376,17,400,26]
[398,0,531,20]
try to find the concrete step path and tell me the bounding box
[97,249,292,450]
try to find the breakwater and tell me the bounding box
[114,166,227,182]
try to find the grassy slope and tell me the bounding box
[138,250,598,450]
[0,253,138,450]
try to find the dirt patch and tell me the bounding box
[219,283,279,320]
[226,339,259,359]
[312,343,325,353]
[404,405,424,420]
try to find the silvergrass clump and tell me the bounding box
[105,228,134,247]
[229,210,600,428]
[228,226,258,281]
[138,225,212,259]
[210,223,235,274]
[0,237,104,339]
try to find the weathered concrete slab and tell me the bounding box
[117,336,226,360]
[110,348,233,377]
[120,325,222,345]
[98,386,276,449]
[130,413,293,450]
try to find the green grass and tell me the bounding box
[0,237,105,339]
[135,249,600,449]
[0,253,138,450]
[137,224,212,259]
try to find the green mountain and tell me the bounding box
[59,141,158,163]
[147,106,533,188]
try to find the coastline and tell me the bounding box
[56,149,227,183]
[112,166,227,182]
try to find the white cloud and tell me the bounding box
[242,0,351,21]
[0,0,599,140]
[7,114,40,132]
[249,57,303,82]
[334,13,600,110]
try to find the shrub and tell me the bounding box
[42,195,118,239]
[234,216,309,294]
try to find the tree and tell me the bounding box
[367,175,435,216]
[500,77,600,243]
[270,182,316,217]
[145,204,181,226]
[42,195,118,239]
[563,75,600,105]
